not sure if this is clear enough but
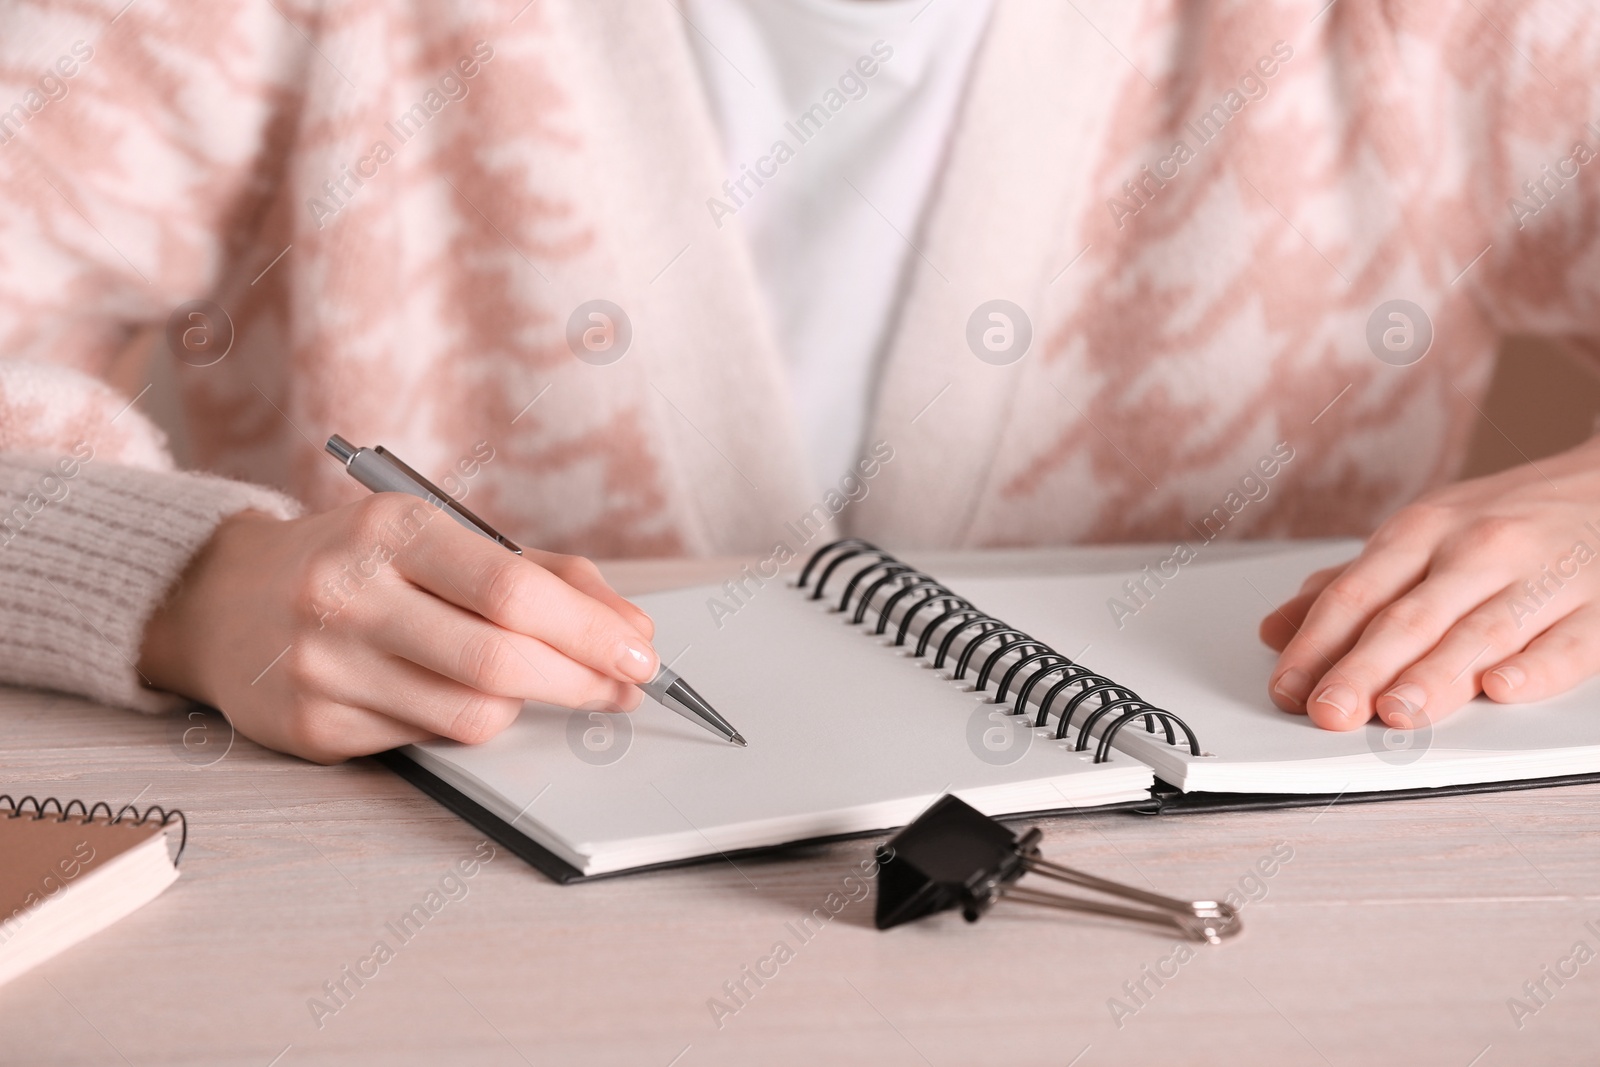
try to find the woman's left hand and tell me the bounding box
[1261,435,1600,731]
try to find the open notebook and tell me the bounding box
[388,539,1600,881]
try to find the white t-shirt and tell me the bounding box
[683,0,993,486]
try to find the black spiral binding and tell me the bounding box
[797,539,1202,764]
[1,794,188,864]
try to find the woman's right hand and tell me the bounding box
[137,494,658,763]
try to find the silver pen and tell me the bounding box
[326,434,746,746]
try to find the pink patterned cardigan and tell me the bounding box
[1,0,1598,712]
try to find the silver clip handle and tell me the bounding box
[997,856,1242,944]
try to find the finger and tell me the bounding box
[1260,565,1346,653]
[1482,604,1600,704]
[1260,593,1315,654]
[357,588,645,714]
[525,549,655,641]
[350,652,638,745]
[1303,569,1515,730]
[1371,585,1570,728]
[1298,563,1349,597]
[392,514,660,684]
[276,701,437,764]
[1267,548,1431,714]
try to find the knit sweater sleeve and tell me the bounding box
[0,361,301,713]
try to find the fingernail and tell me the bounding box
[617,640,658,683]
[1377,682,1427,728]
[1488,664,1525,692]
[1272,668,1313,706]
[1312,683,1358,721]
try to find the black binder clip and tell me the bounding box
[874,795,1241,943]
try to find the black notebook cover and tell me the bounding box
[1137,770,1600,815]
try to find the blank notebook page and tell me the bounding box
[405,577,1153,876]
[961,540,1600,793]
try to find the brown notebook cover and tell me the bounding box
[0,797,184,987]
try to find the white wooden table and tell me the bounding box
[3,545,1598,1066]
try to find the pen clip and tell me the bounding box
[372,446,523,554]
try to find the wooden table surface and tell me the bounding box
[3,544,1599,1066]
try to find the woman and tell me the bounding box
[2,0,1598,761]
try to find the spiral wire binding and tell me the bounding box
[797,539,1202,764]
[1,794,188,864]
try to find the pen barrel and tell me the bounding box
[327,435,522,554]
[345,448,448,503]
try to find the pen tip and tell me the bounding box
[731,733,748,747]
